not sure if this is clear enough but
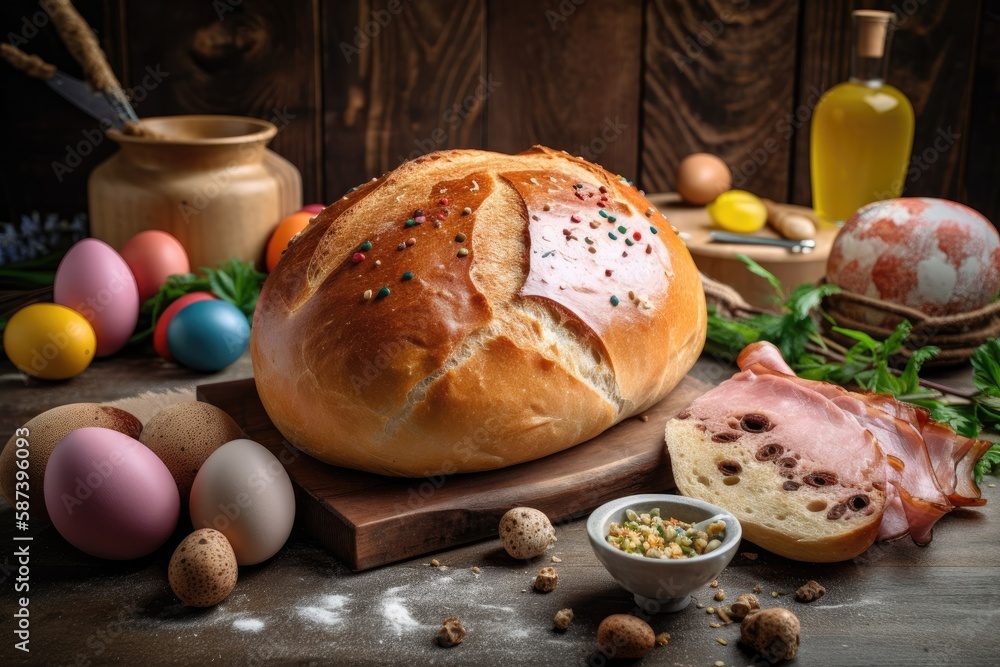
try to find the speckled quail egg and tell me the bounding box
[168,528,239,607]
[498,507,556,559]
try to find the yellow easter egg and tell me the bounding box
[3,303,96,379]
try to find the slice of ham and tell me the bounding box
[681,370,886,490]
[737,342,795,376]
[877,497,910,541]
[849,391,986,506]
[734,341,990,544]
[949,437,991,507]
[829,395,951,545]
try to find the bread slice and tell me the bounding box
[665,371,887,562]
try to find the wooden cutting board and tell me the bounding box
[648,192,839,309]
[197,375,708,571]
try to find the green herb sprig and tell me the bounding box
[706,255,841,365]
[129,259,266,344]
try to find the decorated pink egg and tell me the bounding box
[827,198,1000,319]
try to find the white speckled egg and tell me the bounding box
[827,198,1000,322]
[189,439,295,565]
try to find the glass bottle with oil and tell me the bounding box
[810,10,914,224]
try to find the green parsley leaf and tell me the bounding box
[971,338,1000,397]
[737,253,782,298]
[974,443,1000,484]
[127,259,266,345]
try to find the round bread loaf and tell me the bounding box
[251,147,706,476]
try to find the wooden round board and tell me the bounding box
[647,192,839,309]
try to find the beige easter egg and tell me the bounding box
[140,402,243,501]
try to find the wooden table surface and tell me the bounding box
[1,351,997,666]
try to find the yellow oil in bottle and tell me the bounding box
[810,10,915,224]
[811,81,914,223]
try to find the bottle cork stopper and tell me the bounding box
[854,10,894,59]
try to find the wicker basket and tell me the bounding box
[821,280,1000,366]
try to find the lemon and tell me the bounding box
[707,190,768,234]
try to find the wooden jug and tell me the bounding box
[88,115,302,269]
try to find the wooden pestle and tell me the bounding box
[762,199,817,240]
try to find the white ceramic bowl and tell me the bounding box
[587,494,742,613]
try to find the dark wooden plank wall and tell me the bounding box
[0,0,118,222]
[642,0,800,201]
[1,0,996,227]
[968,0,1000,221]
[120,0,323,200]
[323,0,486,198]
[487,0,643,180]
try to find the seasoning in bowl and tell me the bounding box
[606,507,726,558]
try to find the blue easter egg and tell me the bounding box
[166,300,250,372]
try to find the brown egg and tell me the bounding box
[675,153,732,205]
[140,402,243,502]
[168,528,238,607]
[597,613,656,659]
[498,507,556,559]
[0,404,141,522]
